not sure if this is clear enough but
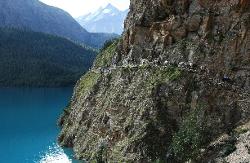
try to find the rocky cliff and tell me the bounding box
[58,0,250,162]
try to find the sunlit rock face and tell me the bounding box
[58,0,250,162]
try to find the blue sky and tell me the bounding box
[40,0,130,17]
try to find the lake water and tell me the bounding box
[0,88,83,163]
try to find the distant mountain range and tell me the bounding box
[0,0,117,48]
[0,28,97,87]
[76,4,128,35]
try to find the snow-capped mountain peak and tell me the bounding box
[105,3,119,11]
[76,3,129,34]
[103,8,112,14]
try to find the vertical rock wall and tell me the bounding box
[59,0,250,162]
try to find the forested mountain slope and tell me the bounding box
[0,0,116,48]
[0,28,97,87]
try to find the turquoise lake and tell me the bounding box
[0,88,83,163]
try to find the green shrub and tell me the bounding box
[94,142,108,163]
[171,108,206,162]
[222,144,236,157]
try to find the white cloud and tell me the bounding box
[39,0,130,17]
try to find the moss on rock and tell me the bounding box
[76,71,101,97]
[94,41,118,68]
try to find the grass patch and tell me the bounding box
[234,127,249,135]
[94,40,118,68]
[76,71,101,97]
[146,66,182,87]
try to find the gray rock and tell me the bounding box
[59,0,250,162]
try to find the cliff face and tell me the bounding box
[58,0,250,162]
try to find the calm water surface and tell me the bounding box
[0,88,83,163]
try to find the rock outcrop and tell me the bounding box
[58,0,250,162]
